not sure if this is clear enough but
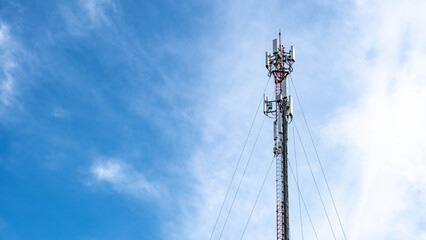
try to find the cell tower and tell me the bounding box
[264,32,295,240]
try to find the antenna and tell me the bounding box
[263,32,295,240]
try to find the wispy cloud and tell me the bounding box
[326,0,426,239]
[0,22,18,109]
[80,0,116,27]
[52,107,68,119]
[62,0,117,35]
[89,158,160,199]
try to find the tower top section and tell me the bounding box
[265,33,295,83]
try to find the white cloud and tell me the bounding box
[326,0,426,239]
[52,107,68,118]
[80,0,115,27]
[0,24,10,45]
[62,0,116,36]
[90,158,159,199]
[0,23,18,108]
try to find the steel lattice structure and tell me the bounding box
[264,32,295,240]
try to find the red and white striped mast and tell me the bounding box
[264,31,295,240]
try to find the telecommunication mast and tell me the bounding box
[264,32,295,240]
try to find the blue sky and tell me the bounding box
[1,0,426,240]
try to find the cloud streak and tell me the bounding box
[62,0,117,36]
[326,1,426,239]
[0,22,18,109]
[90,158,160,199]
[80,0,116,27]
